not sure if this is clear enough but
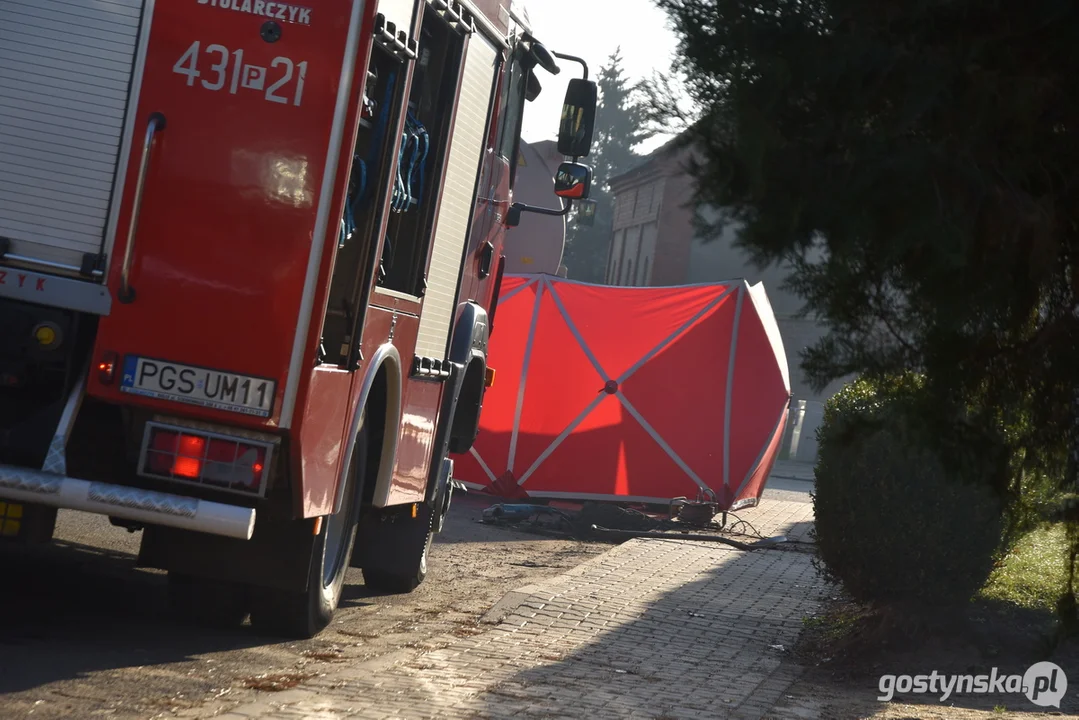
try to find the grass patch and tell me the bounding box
[793,600,881,667]
[802,605,864,643]
[791,522,1079,693]
[980,523,1071,611]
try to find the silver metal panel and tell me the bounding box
[0,464,256,540]
[414,32,498,359]
[456,0,509,47]
[41,363,87,476]
[0,262,111,313]
[0,0,145,270]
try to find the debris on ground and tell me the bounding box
[480,503,575,537]
[588,525,788,551]
[481,503,565,524]
[478,494,795,551]
[240,673,315,692]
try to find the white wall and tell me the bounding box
[503,141,566,274]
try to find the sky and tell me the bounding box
[516,0,681,155]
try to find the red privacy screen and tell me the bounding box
[452,275,792,511]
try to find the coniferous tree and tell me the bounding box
[653,0,1079,623]
[651,0,1079,445]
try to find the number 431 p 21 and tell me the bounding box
[172,41,307,107]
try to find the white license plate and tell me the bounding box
[120,356,276,418]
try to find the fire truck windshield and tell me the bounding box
[498,44,531,189]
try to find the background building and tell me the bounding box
[604,137,848,462]
[501,140,569,276]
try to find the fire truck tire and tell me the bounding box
[361,534,431,593]
[435,480,453,534]
[167,572,250,629]
[360,510,434,593]
[248,419,369,639]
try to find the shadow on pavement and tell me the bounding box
[471,512,1078,719]
[0,488,583,706]
[0,539,265,697]
[458,518,823,719]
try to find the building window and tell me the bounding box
[624,259,633,286]
[641,256,650,286]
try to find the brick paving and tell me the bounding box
[180,491,823,720]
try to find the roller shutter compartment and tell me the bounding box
[0,0,146,275]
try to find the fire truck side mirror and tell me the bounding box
[526,71,542,103]
[576,199,598,227]
[506,204,524,227]
[528,39,561,76]
[554,162,592,201]
[557,79,597,158]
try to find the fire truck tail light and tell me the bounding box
[173,434,206,478]
[98,351,118,385]
[140,423,273,496]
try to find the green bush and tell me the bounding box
[812,375,1006,610]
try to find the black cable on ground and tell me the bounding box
[721,511,766,539]
[478,501,818,548]
[588,525,788,551]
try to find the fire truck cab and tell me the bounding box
[0,0,596,638]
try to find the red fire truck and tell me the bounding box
[0,0,597,638]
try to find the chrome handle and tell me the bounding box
[118,112,166,304]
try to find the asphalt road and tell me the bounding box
[0,479,812,720]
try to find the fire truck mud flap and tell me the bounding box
[0,465,255,540]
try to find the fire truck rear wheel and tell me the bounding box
[167,572,250,629]
[435,480,453,534]
[360,512,434,593]
[249,419,369,639]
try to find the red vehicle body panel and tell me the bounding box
[85,0,520,519]
[298,6,517,516]
[299,365,353,514]
[291,0,390,517]
[87,1,364,431]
